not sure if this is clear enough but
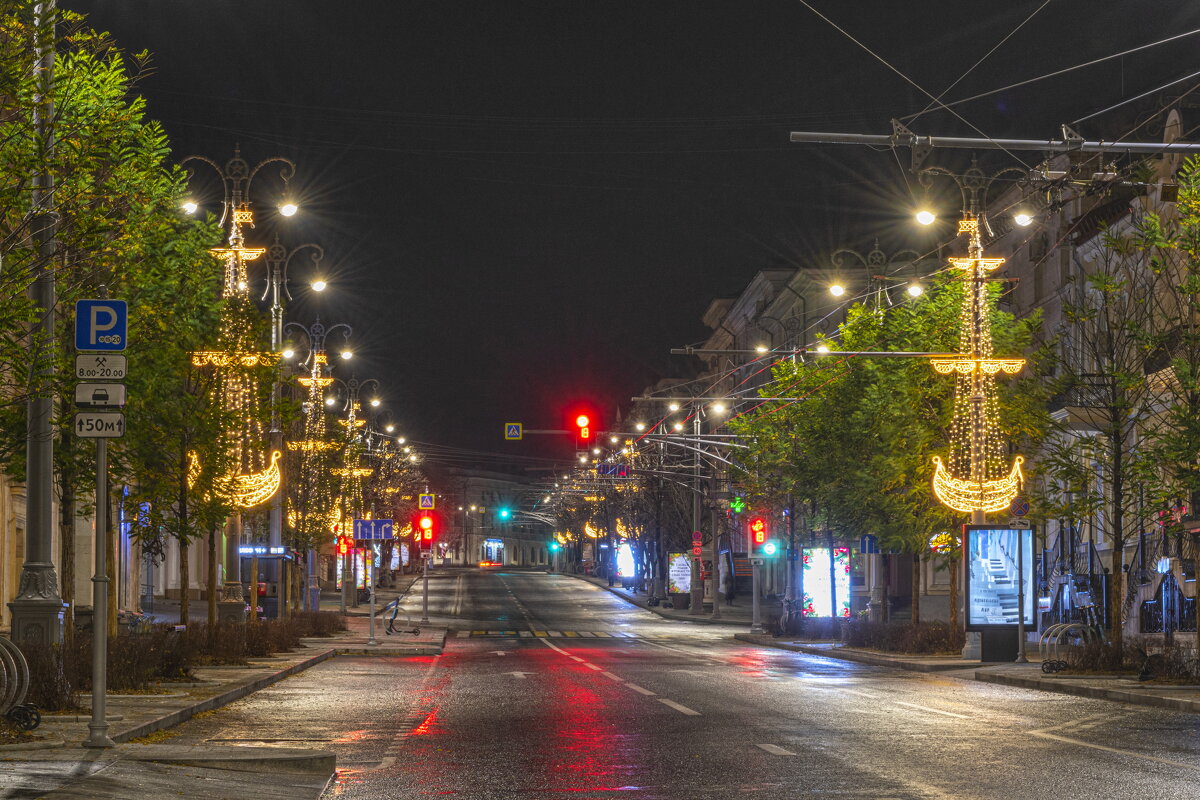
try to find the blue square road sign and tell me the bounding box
[75,300,128,352]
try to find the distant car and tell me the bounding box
[478,560,502,568]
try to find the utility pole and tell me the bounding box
[10,0,66,645]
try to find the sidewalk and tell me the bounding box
[736,632,1200,713]
[569,572,775,626]
[0,575,446,799]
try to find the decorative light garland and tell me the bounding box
[930,216,1024,515]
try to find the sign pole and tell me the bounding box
[84,436,114,748]
[750,561,764,634]
[1015,527,1028,663]
[367,547,378,646]
[420,554,430,625]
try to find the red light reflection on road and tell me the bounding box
[534,647,646,793]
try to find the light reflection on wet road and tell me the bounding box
[165,569,1200,799]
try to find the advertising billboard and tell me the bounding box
[964,526,1034,629]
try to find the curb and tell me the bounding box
[734,634,988,673]
[0,737,67,752]
[112,649,337,744]
[567,574,754,626]
[974,670,1200,713]
[127,744,335,774]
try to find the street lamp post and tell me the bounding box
[284,319,352,613]
[182,146,297,625]
[263,239,324,618]
[330,376,380,609]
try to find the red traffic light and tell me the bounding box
[749,517,767,545]
[416,513,435,542]
[575,414,591,441]
[337,536,350,556]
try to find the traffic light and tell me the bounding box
[417,513,435,546]
[575,413,592,442]
[549,541,561,552]
[748,517,769,556]
[498,507,511,520]
[337,535,350,556]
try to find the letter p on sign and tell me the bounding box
[75,300,128,352]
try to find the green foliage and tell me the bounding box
[732,275,1048,554]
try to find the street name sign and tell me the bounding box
[75,383,126,408]
[353,519,394,540]
[75,299,128,352]
[75,354,127,380]
[75,412,124,438]
[418,493,435,509]
[504,422,523,440]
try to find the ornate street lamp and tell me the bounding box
[182,147,297,622]
[918,162,1028,524]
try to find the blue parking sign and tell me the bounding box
[75,300,128,352]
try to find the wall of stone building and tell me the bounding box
[1,479,26,633]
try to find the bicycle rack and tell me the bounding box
[0,636,40,731]
[1038,622,1101,674]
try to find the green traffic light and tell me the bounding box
[498,508,510,519]
[549,542,561,551]
[730,496,747,513]
[761,540,779,557]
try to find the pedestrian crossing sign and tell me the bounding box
[504,422,523,440]
[419,493,435,510]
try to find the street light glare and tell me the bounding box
[907,283,924,297]
[281,348,295,359]
[916,209,936,226]
[278,201,299,217]
[181,200,198,214]
[340,350,353,360]
[370,398,381,407]
[610,435,618,444]
[828,283,846,297]
[755,345,768,353]
[712,403,726,414]
[311,279,327,292]
[385,424,395,433]
[673,422,683,431]
[324,396,335,406]
[635,422,645,431]
[816,343,831,354]
[397,437,406,444]
[668,403,680,412]
[1014,212,1033,227]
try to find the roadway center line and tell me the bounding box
[584,663,603,671]
[756,744,797,756]
[658,698,701,716]
[894,701,970,719]
[839,689,878,699]
[601,671,622,681]
[625,683,656,696]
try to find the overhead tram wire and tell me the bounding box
[899,27,1200,122]
[907,0,1054,126]
[794,0,1033,170]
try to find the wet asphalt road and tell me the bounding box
[167,568,1200,799]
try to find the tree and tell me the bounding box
[733,274,1047,623]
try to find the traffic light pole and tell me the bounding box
[750,560,764,634]
[420,554,430,625]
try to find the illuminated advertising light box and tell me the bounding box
[964,526,1034,630]
[667,553,692,594]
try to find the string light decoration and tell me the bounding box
[190,203,282,508]
[930,216,1025,514]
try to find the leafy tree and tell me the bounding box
[733,275,1047,624]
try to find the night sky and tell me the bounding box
[66,1,1200,467]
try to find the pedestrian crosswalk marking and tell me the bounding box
[456,629,691,640]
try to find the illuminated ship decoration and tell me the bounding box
[931,217,1025,515]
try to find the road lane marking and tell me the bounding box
[505,671,534,679]
[625,683,656,695]
[658,699,701,716]
[894,701,970,719]
[584,663,603,671]
[756,744,797,756]
[452,574,464,616]
[568,655,586,662]
[601,672,622,681]
[840,689,878,699]
[1031,731,1200,771]
[519,631,532,637]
